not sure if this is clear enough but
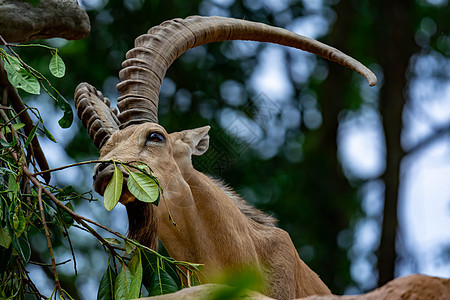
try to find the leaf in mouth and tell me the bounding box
[127,172,160,205]
[103,163,123,211]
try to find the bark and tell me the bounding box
[374,0,417,286]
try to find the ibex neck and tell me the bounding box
[158,170,260,275]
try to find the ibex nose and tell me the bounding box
[94,162,112,179]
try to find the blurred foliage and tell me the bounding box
[4,0,449,298]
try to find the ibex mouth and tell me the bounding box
[93,165,136,205]
[93,165,158,250]
[93,168,114,195]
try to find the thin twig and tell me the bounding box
[0,35,39,78]
[4,43,58,52]
[1,34,68,109]
[29,259,72,267]
[32,159,154,177]
[405,121,450,156]
[38,186,65,299]
[60,221,77,275]
[27,169,119,256]
[19,259,47,300]
[32,160,104,176]
[0,107,26,131]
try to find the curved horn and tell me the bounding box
[75,83,120,149]
[117,16,377,127]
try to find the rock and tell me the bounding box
[0,0,90,43]
[139,284,275,300]
[138,275,450,300]
[301,274,450,300]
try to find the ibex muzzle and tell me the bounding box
[75,16,376,299]
[93,162,112,190]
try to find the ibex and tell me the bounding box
[74,16,376,299]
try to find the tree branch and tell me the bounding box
[405,122,450,156]
[0,130,119,258]
[37,186,65,299]
[0,49,51,183]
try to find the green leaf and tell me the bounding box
[6,220,27,263]
[97,264,116,300]
[8,200,18,224]
[12,211,19,230]
[190,271,201,287]
[114,263,132,300]
[59,202,74,227]
[43,125,57,143]
[103,164,123,211]
[3,123,26,134]
[0,167,15,175]
[8,174,19,194]
[142,248,181,290]
[18,233,31,263]
[103,238,122,246]
[24,124,38,148]
[49,53,66,78]
[0,139,12,148]
[13,123,25,131]
[13,123,26,131]
[2,55,40,94]
[163,262,182,289]
[9,201,26,239]
[135,164,149,172]
[141,250,158,290]
[14,210,26,237]
[125,240,135,254]
[0,227,11,249]
[56,185,76,199]
[148,267,179,296]
[129,251,143,299]
[56,95,73,128]
[44,204,58,225]
[127,172,160,204]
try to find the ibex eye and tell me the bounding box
[147,132,165,143]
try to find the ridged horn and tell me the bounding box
[117,16,377,127]
[75,83,120,149]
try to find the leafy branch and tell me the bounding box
[0,35,72,128]
[0,40,200,299]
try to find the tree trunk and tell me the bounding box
[301,0,359,291]
[374,0,417,286]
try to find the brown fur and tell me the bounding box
[125,201,158,251]
[211,178,277,227]
[94,123,331,299]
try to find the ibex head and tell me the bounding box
[75,16,376,251]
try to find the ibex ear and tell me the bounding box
[74,83,120,149]
[191,126,210,156]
